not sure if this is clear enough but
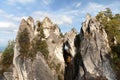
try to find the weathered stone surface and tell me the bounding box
[32,53,54,80]
[80,14,116,80]
[42,17,61,38]
[64,28,77,57]
[4,72,13,80]
[13,17,55,80]
[3,15,116,80]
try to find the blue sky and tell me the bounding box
[0,0,120,51]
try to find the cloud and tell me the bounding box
[6,0,35,4]
[32,10,73,25]
[60,15,72,24]
[41,0,53,5]
[81,2,105,16]
[0,21,18,34]
[75,2,81,8]
[0,9,22,22]
[0,22,16,28]
[80,1,120,16]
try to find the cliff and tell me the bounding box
[1,14,117,80]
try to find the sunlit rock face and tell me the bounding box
[3,15,117,80]
[11,16,73,80]
[12,17,54,80]
[42,17,61,38]
[79,14,116,80]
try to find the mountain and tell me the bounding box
[0,13,118,80]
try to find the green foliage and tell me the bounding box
[60,33,64,38]
[37,21,45,39]
[36,21,49,59]
[104,8,113,18]
[35,39,49,59]
[1,41,14,66]
[96,8,120,45]
[18,28,30,58]
[0,41,14,74]
[32,23,49,59]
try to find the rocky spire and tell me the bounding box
[79,14,116,80]
[86,13,91,20]
[27,16,34,30]
[42,17,61,38]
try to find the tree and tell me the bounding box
[32,21,49,59]
[104,8,112,18]
[1,40,14,66]
[36,21,45,39]
[0,41,14,74]
[18,28,30,57]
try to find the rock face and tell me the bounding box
[13,18,34,80]
[80,14,116,80]
[42,17,61,38]
[11,16,75,80]
[12,17,56,80]
[63,14,116,80]
[3,15,116,80]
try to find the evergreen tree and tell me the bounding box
[18,28,30,57]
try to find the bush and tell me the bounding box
[32,23,49,59]
[35,39,49,59]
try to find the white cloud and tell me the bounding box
[0,21,18,35]
[61,15,72,24]
[7,0,35,4]
[32,11,73,25]
[41,0,53,5]
[0,9,22,22]
[81,2,105,16]
[0,22,16,28]
[80,1,120,16]
[75,2,81,8]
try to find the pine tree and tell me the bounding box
[18,28,30,57]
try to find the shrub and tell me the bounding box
[35,39,49,59]
[18,28,30,58]
[0,41,14,75]
[1,41,14,67]
[32,22,49,59]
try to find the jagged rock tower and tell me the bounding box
[80,14,116,80]
[2,14,116,80]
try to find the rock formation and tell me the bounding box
[10,16,70,80]
[12,17,60,80]
[2,14,117,80]
[80,14,116,80]
[63,14,116,80]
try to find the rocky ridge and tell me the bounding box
[2,14,117,80]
